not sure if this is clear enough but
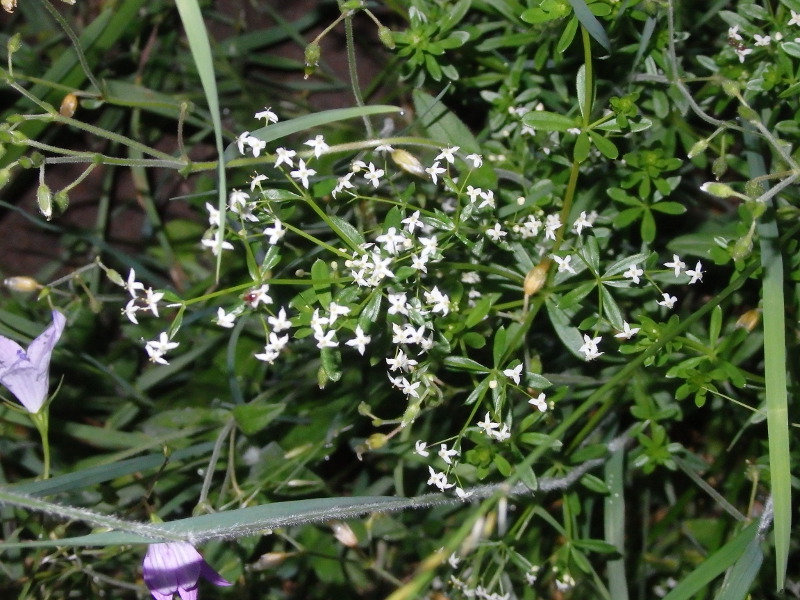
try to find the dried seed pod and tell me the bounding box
[59,93,78,118]
[4,276,41,292]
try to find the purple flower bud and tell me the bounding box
[143,542,231,600]
[0,310,65,413]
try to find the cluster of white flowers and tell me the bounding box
[727,14,800,64]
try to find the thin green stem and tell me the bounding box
[344,14,374,137]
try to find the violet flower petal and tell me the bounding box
[143,542,231,600]
[0,310,65,413]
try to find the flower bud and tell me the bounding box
[378,26,395,49]
[711,156,727,179]
[59,93,78,118]
[104,268,125,287]
[54,189,69,213]
[721,80,740,97]
[366,432,387,450]
[331,522,358,547]
[391,148,426,177]
[4,276,41,292]
[37,181,52,220]
[744,179,764,200]
[735,309,760,332]
[251,552,294,571]
[699,181,736,198]
[7,32,21,53]
[524,259,550,297]
[687,139,708,159]
[304,41,321,67]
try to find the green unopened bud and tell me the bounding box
[378,26,395,49]
[401,401,420,427]
[54,189,69,213]
[744,179,764,200]
[699,181,736,198]
[366,433,388,450]
[721,80,740,97]
[7,33,21,54]
[4,276,41,292]
[737,105,758,123]
[105,268,125,287]
[711,156,728,179]
[340,0,364,12]
[0,166,12,189]
[731,232,753,262]
[687,139,708,159]
[37,182,52,220]
[391,148,426,177]
[304,41,321,68]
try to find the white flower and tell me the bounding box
[754,34,771,46]
[728,25,743,41]
[345,325,371,355]
[204,202,220,227]
[486,223,507,242]
[623,264,644,284]
[201,229,234,255]
[664,254,686,277]
[544,214,562,240]
[376,227,405,255]
[363,162,384,187]
[396,376,421,398]
[247,136,266,157]
[268,307,292,332]
[552,254,576,274]
[332,172,356,198]
[263,220,286,245]
[435,146,459,164]
[215,307,237,328]
[415,440,430,457]
[327,302,351,324]
[145,332,179,365]
[614,321,639,339]
[658,293,677,309]
[304,134,329,158]
[478,189,495,210]
[144,288,164,317]
[438,443,459,464]
[491,424,511,441]
[427,466,454,491]
[503,364,523,385]
[274,147,296,169]
[579,334,603,361]
[455,487,473,500]
[122,299,140,325]
[255,345,280,364]
[424,286,450,315]
[236,131,251,155]
[735,46,752,63]
[425,161,446,184]
[477,412,500,436]
[124,268,145,298]
[465,185,482,204]
[386,350,417,372]
[790,10,800,26]
[387,292,409,316]
[401,210,422,234]
[255,106,278,124]
[686,261,704,284]
[250,173,268,191]
[247,284,273,308]
[290,159,316,189]
[314,328,338,349]
[448,553,460,569]
[529,392,547,412]
[573,210,594,235]
[465,153,483,168]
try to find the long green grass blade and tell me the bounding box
[744,131,791,590]
[222,105,403,162]
[604,445,628,599]
[661,522,758,600]
[714,536,763,600]
[174,0,226,279]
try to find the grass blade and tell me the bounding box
[174,0,227,280]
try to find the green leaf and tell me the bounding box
[661,522,759,600]
[223,105,403,162]
[546,298,584,359]
[651,201,687,215]
[320,347,342,382]
[233,402,285,436]
[412,89,481,153]
[358,292,382,331]
[328,214,366,251]
[574,131,591,162]
[522,110,577,132]
[175,0,226,278]
[443,356,490,373]
[492,326,507,367]
[567,0,611,52]
[311,258,332,307]
[588,130,619,159]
